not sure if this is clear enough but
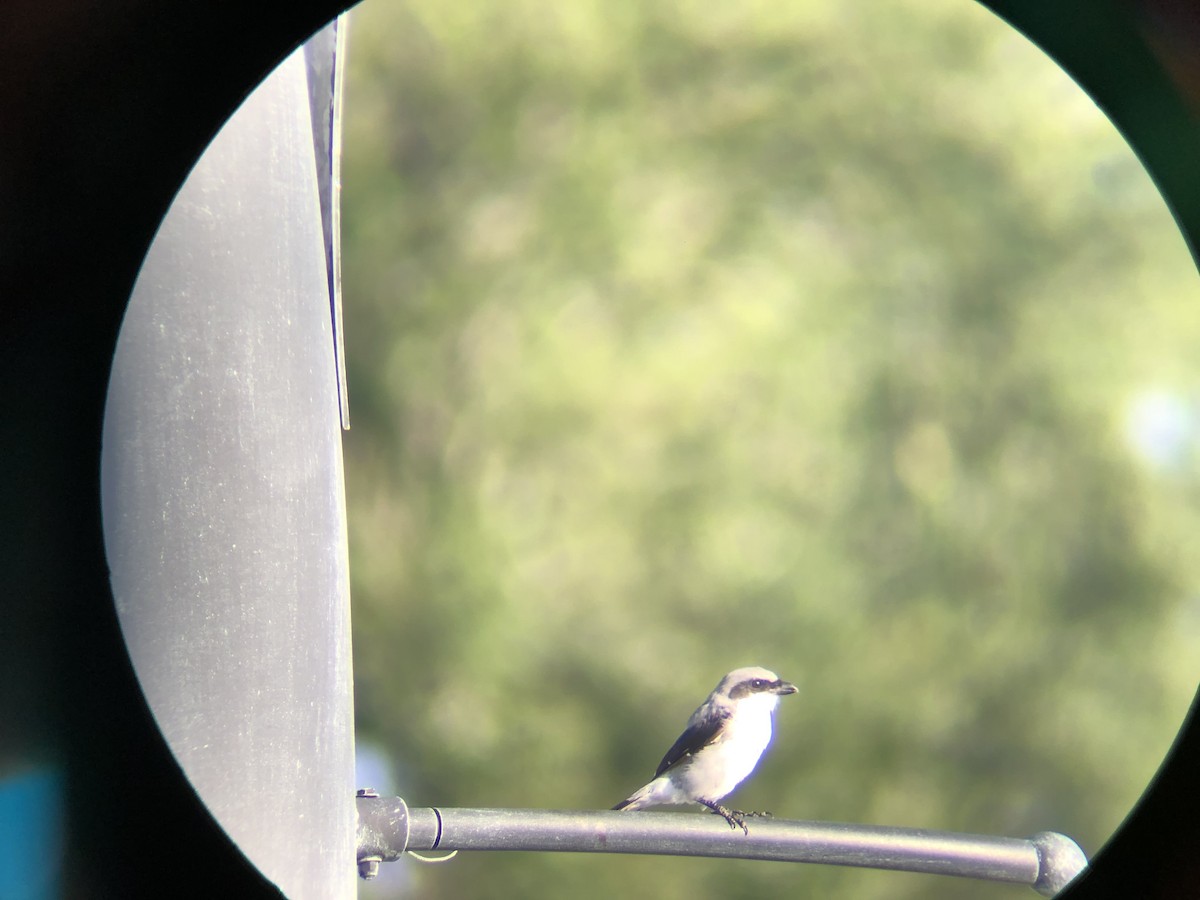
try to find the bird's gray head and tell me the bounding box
[715,666,798,701]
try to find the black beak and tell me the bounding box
[774,680,798,695]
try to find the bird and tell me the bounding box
[612,666,797,834]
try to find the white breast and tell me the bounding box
[678,692,778,802]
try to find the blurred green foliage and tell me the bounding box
[340,1,1200,897]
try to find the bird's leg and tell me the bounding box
[699,799,749,835]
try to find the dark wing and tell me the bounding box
[654,707,731,777]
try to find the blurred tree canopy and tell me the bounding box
[340,1,1200,897]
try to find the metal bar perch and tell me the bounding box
[355,795,1086,896]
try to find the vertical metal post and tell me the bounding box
[101,22,354,900]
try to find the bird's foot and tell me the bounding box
[702,801,750,835]
[732,808,772,819]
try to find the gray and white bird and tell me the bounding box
[612,666,797,834]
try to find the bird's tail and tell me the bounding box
[612,778,662,811]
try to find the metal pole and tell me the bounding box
[102,25,356,899]
[356,797,1086,896]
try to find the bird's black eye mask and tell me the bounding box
[729,678,776,700]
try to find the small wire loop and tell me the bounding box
[406,849,460,864]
